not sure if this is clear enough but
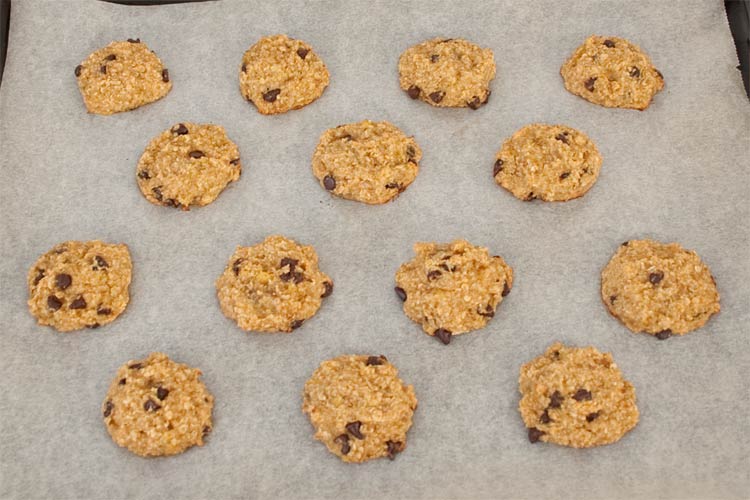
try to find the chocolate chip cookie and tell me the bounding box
[215,235,333,332]
[27,240,132,332]
[302,354,417,463]
[398,38,495,108]
[75,39,172,115]
[601,239,720,338]
[239,34,329,114]
[394,240,513,344]
[561,35,664,110]
[102,352,214,457]
[493,123,602,202]
[311,120,422,204]
[136,123,242,210]
[519,343,639,448]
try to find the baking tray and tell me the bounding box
[1,1,749,499]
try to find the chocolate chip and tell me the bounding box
[493,159,504,176]
[334,434,350,455]
[100,65,107,74]
[629,66,641,78]
[47,295,62,311]
[230,158,240,166]
[290,319,304,330]
[156,386,169,400]
[232,258,244,276]
[281,270,305,284]
[291,46,307,60]
[279,257,298,269]
[74,65,82,77]
[129,363,143,370]
[33,269,45,286]
[172,123,189,135]
[119,378,126,385]
[346,421,364,439]
[138,170,151,180]
[439,38,454,43]
[55,273,72,289]
[103,401,114,418]
[573,389,592,401]
[366,355,386,366]
[321,281,333,298]
[189,150,205,159]
[477,304,495,318]
[202,425,211,437]
[152,187,164,201]
[97,307,112,315]
[555,133,569,144]
[162,68,169,83]
[528,428,544,443]
[440,262,456,272]
[263,88,281,102]
[430,54,439,63]
[105,54,117,62]
[323,175,336,191]
[395,286,407,301]
[502,282,511,297]
[407,86,421,99]
[560,172,571,180]
[649,271,664,285]
[548,390,563,409]
[87,323,100,329]
[429,91,445,103]
[656,329,672,340]
[603,39,615,48]
[339,133,353,142]
[385,182,401,189]
[95,256,108,268]
[427,270,442,280]
[434,328,452,345]
[584,77,597,91]
[127,38,140,43]
[525,192,536,201]
[144,399,161,412]
[69,297,86,309]
[621,241,629,247]
[586,411,600,422]
[406,145,416,160]
[609,295,617,304]
[467,96,482,110]
[386,440,403,460]
[539,409,552,424]
[656,69,663,79]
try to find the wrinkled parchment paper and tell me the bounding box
[1,1,748,498]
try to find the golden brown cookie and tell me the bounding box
[394,240,513,344]
[239,34,329,114]
[398,38,495,108]
[136,122,242,210]
[560,35,664,110]
[302,354,417,463]
[75,39,172,115]
[601,239,720,338]
[311,120,422,204]
[519,343,639,448]
[27,240,132,332]
[102,353,214,457]
[215,235,333,332]
[493,124,602,202]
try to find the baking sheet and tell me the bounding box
[1,0,749,498]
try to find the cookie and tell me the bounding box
[215,235,333,332]
[27,240,132,332]
[302,355,417,463]
[102,352,214,457]
[519,342,639,448]
[493,124,602,202]
[239,34,329,114]
[311,120,422,204]
[561,35,664,110]
[601,239,720,338]
[394,240,513,344]
[75,39,172,115]
[398,38,495,108]
[136,123,242,210]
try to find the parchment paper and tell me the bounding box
[1,1,749,499]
